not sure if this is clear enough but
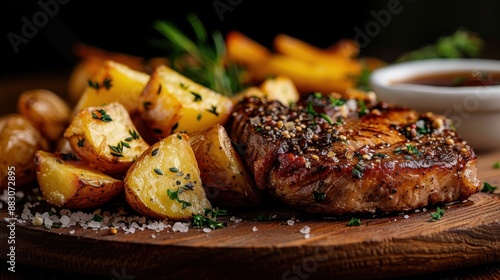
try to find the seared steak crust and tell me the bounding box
[228,95,480,214]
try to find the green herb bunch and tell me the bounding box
[152,13,246,96]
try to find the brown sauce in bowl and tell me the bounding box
[394,71,500,87]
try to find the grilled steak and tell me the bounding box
[228,94,480,214]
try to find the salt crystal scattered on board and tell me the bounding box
[203,228,212,233]
[252,226,258,232]
[287,219,295,226]
[172,222,189,233]
[300,226,310,234]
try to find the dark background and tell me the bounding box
[1,0,500,92]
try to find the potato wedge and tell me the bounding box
[64,102,150,176]
[189,124,262,208]
[274,34,361,66]
[139,65,234,137]
[72,60,150,115]
[35,150,124,209]
[17,89,71,142]
[0,114,49,189]
[253,54,358,94]
[225,30,271,69]
[125,133,212,220]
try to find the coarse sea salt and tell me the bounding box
[300,226,310,234]
[172,222,189,233]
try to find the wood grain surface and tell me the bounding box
[0,150,499,280]
[1,72,500,280]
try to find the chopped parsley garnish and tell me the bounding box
[407,145,421,156]
[347,217,361,226]
[493,162,500,169]
[329,96,346,107]
[169,167,179,173]
[92,109,112,122]
[394,145,421,157]
[88,77,113,90]
[481,182,498,193]
[167,188,192,209]
[191,208,227,229]
[92,214,103,222]
[125,130,140,141]
[191,91,203,102]
[197,113,202,121]
[352,162,364,179]
[109,141,130,157]
[313,191,326,202]
[207,105,219,116]
[429,206,445,222]
[154,168,164,175]
[256,214,274,221]
[357,100,369,117]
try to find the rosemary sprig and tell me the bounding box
[152,13,246,96]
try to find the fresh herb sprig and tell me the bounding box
[191,208,227,229]
[429,206,445,222]
[481,182,498,193]
[152,14,246,96]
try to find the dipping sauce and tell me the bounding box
[394,71,500,87]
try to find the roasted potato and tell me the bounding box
[0,114,49,189]
[139,65,234,138]
[125,133,212,220]
[225,30,271,69]
[189,124,262,208]
[35,150,124,209]
[64,102,150,177]
[17,89,71,142]
[232,75,299,107]
[72,60,150,115]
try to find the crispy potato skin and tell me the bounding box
[17,89,71,142]
[189,124,262,208]
[0,114,49,189]
[64,102,150,177]
[125,133,212,220]
[35,150,123,209]
[139,65,234,138]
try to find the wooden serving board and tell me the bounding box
[1,150,500,280]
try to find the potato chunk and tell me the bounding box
[189,124,262,208]
[72,60,150,115]
[139,65,234,138]
[17,89,71,142]
[0,114,49,189]
[35,150,123,209]
[64,102,150,176]
[125,133,212,220]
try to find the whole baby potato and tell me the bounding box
[17,89,71,142]
[0,114,49,189]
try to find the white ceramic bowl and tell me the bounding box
[369,58,500,152]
